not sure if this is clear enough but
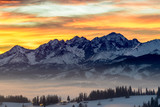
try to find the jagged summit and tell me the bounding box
[91,32,128,42]
[132,38,139,43]
[0,32,159,66]
[7,45,31,54]
[48,39,59,45]
[105,32,127,41]
[66,36,88,44]
[11,45,25,50]
[0,32,160,79]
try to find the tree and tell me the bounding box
[142,97,159,107]
[125,92,130,98]
[79,93,84,102]
[97,101,101,105]
[41,95,46,107]
[67,96,70,102]
[151,97,154,106]
[128,86,132,95]
[32,97,37,105]
[85,103,88,107]
[72,105,75,107]
[22,103,25,107]
[33,95,59,106]
[157,87,160,98]
[146,88,148,95]
[36,96,39,105]
[83,93,88,101]
[79,103,83,107]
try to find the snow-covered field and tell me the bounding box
[0,95,156,107]
[51,95,155,107]
[0,102,33,107]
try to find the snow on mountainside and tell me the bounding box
[1,32,160,79]
[0,32,160,66]
[0,45,32,65]
[42,52,81,64]
[125,39,160,57]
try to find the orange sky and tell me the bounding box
[0,0,160,53]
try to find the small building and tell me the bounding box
[60,101,68,105]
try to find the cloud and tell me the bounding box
[0,0,160,53]
[0,0,103,5]
[133,8,160,15]
[48,0,102,4]
[0,0,20,5]
[63,14,160,30]
[135,15,160,23]
[2,2,123,17]
[0,0,42,5]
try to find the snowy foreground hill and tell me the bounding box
[1,32,160,80]
[0,95,156,107]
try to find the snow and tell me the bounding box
[125,40,160,57]
[0,33,160,79]
[9,53,28,63]
[42,52,80,64]
[91,50,127,61]
[0,55,14,66]
[0,102,33,107]
[101,64,151,80]
[51,95,155,107]
[104,32,128,45]
[9,45,29,54]
[0,95,155,107]
[158,99,160,105]
[0,34,160,66]
[91,52,118,61]
[66,46,85,58]
[26,52,37,65]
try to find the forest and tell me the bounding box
[0,95,29,103]
[32,86,156,106]
[0,86,159,107]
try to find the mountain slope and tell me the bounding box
[0,45,33,65]
[125,39,160,56]
[0,32,141,66]
[0,32,160,79]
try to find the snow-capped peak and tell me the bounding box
[48,39,59,45]
[0,32,160,66]
[91,32,129,46]
[105,32,128,41]
[125,39,160,57]
[131,39,140,44]
[8,45,30,54]
[67,36,88,44]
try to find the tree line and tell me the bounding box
[32,95,61,106]
[72,86,156,102]
[0,95,29,103]
[0,86,158,107]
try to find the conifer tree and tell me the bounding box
[67,96,70,102]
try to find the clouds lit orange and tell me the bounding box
[0,0,160,53]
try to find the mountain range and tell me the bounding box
[1,32,160,80]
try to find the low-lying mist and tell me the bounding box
[0,77,159,100]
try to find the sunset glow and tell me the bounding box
[1,0,160,53]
